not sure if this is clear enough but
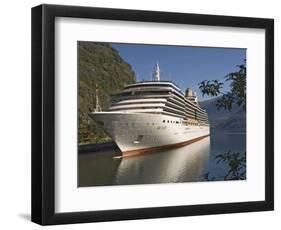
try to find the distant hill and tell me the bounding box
[199,97,246,130]
[78,42,136,144]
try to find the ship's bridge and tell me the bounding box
[124,81,183,95]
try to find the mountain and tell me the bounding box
[78,42,136,144]
[199,97,246,130]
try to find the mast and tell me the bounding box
[152,62,160,81]
[94,83,102,112]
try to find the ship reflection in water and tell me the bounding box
[79,137,210,187]
[116,137,210,184]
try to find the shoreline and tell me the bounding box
[78,141,119,154]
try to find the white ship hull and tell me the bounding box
[90,112,210,157]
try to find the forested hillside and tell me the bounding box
[78,42,136,144]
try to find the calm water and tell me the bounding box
[78,129,246,187]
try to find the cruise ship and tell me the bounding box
[89,64,210,157]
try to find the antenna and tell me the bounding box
[152,62,160,81]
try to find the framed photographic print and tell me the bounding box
[31,4,274,225]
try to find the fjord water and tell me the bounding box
[78,129,246,187]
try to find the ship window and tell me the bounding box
[176,121,179,124]
[163,120,165,123]
[167,120,169,123]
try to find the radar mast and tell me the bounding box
[152,63,160,81]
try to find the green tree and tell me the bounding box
[198,60,246,111]
[199,60,246,181]
[202,151,246,181]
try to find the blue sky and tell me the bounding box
[111,43,246,100]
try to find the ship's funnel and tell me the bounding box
[185,88,193,97]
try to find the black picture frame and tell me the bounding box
[31,4,274,225]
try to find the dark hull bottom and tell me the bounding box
[122,134,210,157]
